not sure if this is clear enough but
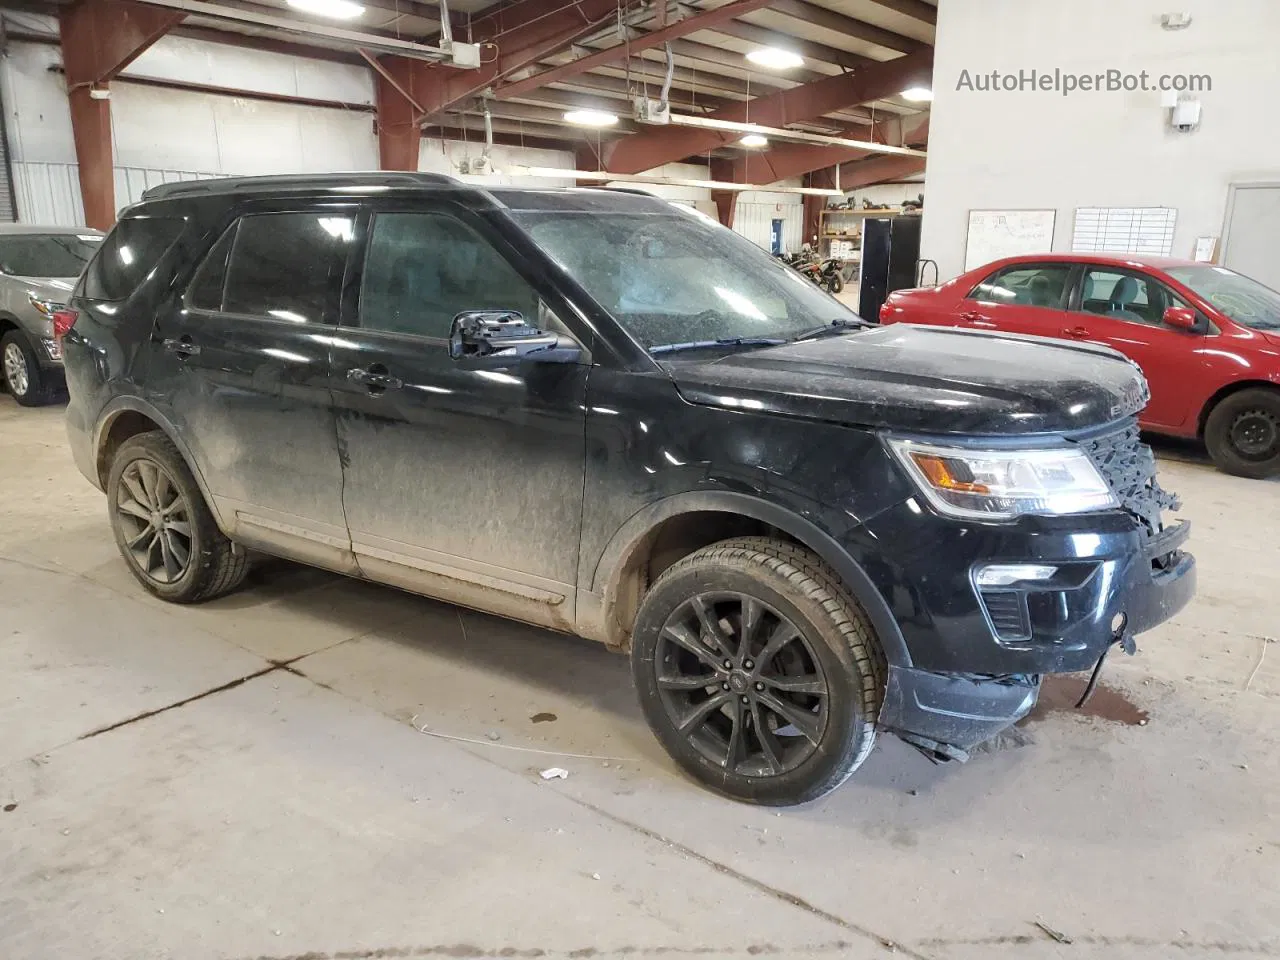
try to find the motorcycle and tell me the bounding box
[789,255,845,295]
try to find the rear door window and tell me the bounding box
[967,264,1072,308]
[186,211,354,323]
[82,217,185,301]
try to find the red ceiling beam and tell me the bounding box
[601,48,932,174]
[371,0,628,148]
[493,0,776,100]
[60,0,185,229]
[729,113,929,184]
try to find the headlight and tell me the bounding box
[889,439,1118,520]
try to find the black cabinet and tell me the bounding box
[858,215,922,322]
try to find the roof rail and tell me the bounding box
[140,172,459,202]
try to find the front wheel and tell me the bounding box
[631,537,884,805]
[825,273,844,295]
[1204,387,1280,479]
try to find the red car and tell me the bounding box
[880,253,1280,478]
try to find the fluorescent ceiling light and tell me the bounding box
[563,109,619,127]
[287,0,365,19]
[901,86,933,102]
[745,48,804,70]
[739,134,769,148]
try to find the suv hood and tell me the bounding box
[663,324,1148,436]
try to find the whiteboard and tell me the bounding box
[964,209,1057,271]
[1072,207,1177,256]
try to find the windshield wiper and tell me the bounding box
[791,317,866,342]
[649,337,787,356]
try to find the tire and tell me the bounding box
[2,330,60,407]
[107,431,251,603]
[1204,387,1280,479]
[631,537,885,805]
[826,273,844,295]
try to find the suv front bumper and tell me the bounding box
[857,503,1195,753]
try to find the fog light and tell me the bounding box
[975,564,1058,588]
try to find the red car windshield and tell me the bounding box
[1165,265,1280,331]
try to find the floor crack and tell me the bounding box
[75,655,308,742]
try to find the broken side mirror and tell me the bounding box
[1162,305,1198,330]
[448,310,583,368]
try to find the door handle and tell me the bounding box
[163,336,201,358]
[960,310,990,323]
[1063,326,1090,339]
[347,365,403,393]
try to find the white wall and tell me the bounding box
[0,34,379,224]
[606,162,716,218]
[419,137,575,186]
[920,0,1280,279]
[734,189,804,252]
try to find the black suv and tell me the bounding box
[63,174,1195,805]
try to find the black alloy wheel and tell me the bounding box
[655,592,830,777]
[632,537,884,805]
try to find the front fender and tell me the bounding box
[578,489,911,667]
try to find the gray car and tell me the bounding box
[0,224,104,406]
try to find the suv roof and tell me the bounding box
[138,173,675,215]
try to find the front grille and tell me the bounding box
[980,590,1030,640]
[1075,419,1180,536]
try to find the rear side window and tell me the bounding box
[968,264,1073,308]
[222,212,353,323]
[82,217,185,301]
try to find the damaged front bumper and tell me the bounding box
[874,518,1196,758]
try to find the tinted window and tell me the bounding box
[187,225,237,311]
[82,217,185,301]
[358,212,538,339]
[968,264,1072,307]
[0,234,102,278]
[1079,269,1165,325]
[222,212,354,324]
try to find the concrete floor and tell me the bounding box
[1,398,1277,960]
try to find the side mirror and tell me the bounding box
[1162,306,1198,330]
[449,310,582,368]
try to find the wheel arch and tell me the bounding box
[1198,378,1280,436]
[94,397,227,531]
[578,491,910,667]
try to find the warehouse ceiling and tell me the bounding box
[9,0,933,183]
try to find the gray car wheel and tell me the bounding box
[2,331,58,406]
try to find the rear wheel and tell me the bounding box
[107,431,251,602]
[631,537,884,805]
[2,331,59,407]
[1205,387,1280,479]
